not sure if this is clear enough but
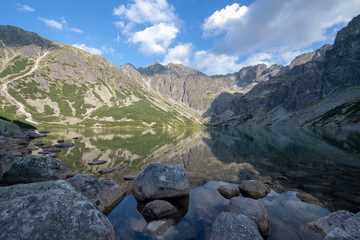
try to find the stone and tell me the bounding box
[34,141,45,147]
[305,210,355,237]
[38,130,50,134]
[229,197,270,236]
[39,151,51,155]
[54,142,74,148]
[217,185,240,199]
[67,174,126,214]
[133,162,189,201]
[324,212,360,240]
[98,168,116,174]
[238,180,269,199]
[143,219,175,236]
[57,139,64,143]
[209,212,262,240]
[0,119,22,136]
[0,150,16,173]
[0,159,2,182]
[88,160,107,166]
[2,155,74,184]
[124,175,136,180]
[273,175,289,181]
[45,147,62,153]
[142,200,178,220]
[73,137,79,140]
[0,180,115,240]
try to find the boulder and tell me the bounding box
[67,174,126,214]
[0,150,16,173]
[324,212,360,240]
[142,200,178,220]
[124,175,136,180]
[217,185,240,199]
[2,155,74,184]
[0,180,115,240]
[133,162,189,201]
[229,197,270,236]
[88,160,107,166]
[0,119,22,136]
[143,219,175,236]
[209,212,262,240]
[305,210,355,237]
[238,180,269,199]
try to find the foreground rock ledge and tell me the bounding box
[133,162,189,201]
[0,180,115,240]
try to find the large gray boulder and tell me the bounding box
[133,162,189,201]
[238,180,269,199]
[67,174,126,214]
[209,212,262,240]
[0,119,22,136]
[305,210,355,237]
[0,180,115,240]
[229,197,270,236]
[2,155,74,184]
[324,212,360,240]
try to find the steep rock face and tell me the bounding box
[209,14,360,127]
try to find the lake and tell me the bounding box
[31,127,360,240]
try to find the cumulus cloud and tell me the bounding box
[72,44,102,55]
[16,3,35,12]
[38,17,63,30]
[70,27,83,33]
[130,23,178,55]
[162,43,193,66]
[197,0,360,75]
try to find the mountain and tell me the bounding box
[0,25,200,127]
[1,14,360,128]
[206,15,360,127]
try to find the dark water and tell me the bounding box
[31,127,360,239]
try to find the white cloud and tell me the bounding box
[70,27,83,33]
[203,3,248,36]
[38,17,63,31]
[162,43,193,66]
[72,44,102,55]
[193,51,241,75]
[130,23,178,55]
[113,0,176,24]
[16,3,35,12]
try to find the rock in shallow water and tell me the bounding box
[132,162,189,201]
[228,197,270,236]
[2,155,74,184]
[238,180,269,199]
[142,200,178,220]
[217,185,240,199]
[209,212,262,240]
[67,174,126,214]
[143,219,175,236]
[88,160,107,166]
[0,180,115,240]
[324,212,360,240]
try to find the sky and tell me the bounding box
[1,0,360,75]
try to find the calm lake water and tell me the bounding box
[31,127,360,240]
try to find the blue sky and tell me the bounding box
[1,0,360,75]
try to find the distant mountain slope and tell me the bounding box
[207,14,360,127]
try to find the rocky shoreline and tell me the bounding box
[1,119,359,239]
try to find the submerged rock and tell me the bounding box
[2,155,74,184]
[133,162,189,201]
[0,180,115,240]
[217,185,240,199]
[238,180,269,199]
[305,210,355,237]
[142,200,178,220]
[67,174,126,214]
[229,197,270,236]
[143,219,175,236]
[209,212,262,240]
[324,212,360,240]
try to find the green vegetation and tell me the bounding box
[0,56,31,78]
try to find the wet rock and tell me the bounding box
[67,174,126,214]
[57,139,64,143]
[305,210,355,237]
[142,200,178,220]
[209,212,262,240]
[124,175,136,181]
[238,180,269,199]
[324,212,360,240]
[229,197,270,236]
[0,180,115,240]
[38,130,50,134]
[54,142,74,148]
[143,219,175,236]
[98,168,116,174]
[3,155,74,184]
[133,162,189,201]
[88,160,107,166]
[217,185,240,199]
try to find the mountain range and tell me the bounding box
[0,14,359,128]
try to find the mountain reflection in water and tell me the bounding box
[33,127,360,239]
